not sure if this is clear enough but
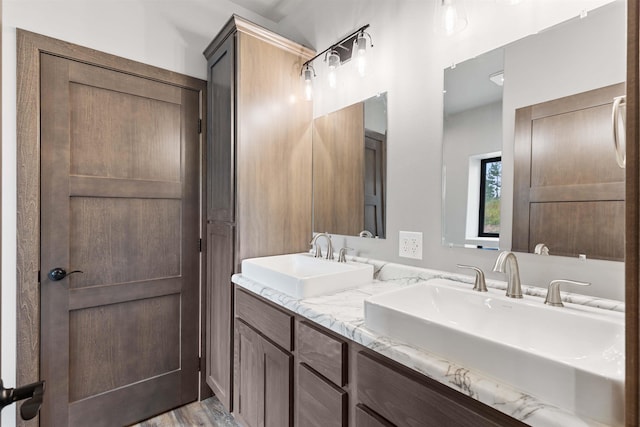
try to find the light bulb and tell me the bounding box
[302,66,314,101]
[327,50,340,89]
[356,34,367,77]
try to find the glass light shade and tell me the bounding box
[434,0,468,36]
[303,66,313,101]
[356,34,367,77]
[327,50,340,88]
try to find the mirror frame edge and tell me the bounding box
[626,0,639,424]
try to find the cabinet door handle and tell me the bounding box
[612,95,626,168]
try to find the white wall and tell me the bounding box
[443,101,502,246]
[275,0,625,301]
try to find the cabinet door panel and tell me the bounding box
[206,34,235,222]
[263,336,293,427]
[235,320,262,427]
[206,222,234,410]
[235,319,292,427]
[297,364,347,427]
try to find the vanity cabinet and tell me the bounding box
[233,286,525,427]
[356,351,524,427]
[234,289,294,427]
[296,321,348,427]
[203,16,314,411]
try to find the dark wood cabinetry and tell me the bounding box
[205,223,234,408]
[234,290,294,427]
[203,16,313,412]
[356,351,525,427]
[233,286,525,427]
[297,363,347,427]
[235,320,292,427]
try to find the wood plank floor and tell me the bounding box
[130,396,240,427]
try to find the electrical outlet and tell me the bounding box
[399,231,423,260]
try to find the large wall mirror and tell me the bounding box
[313,93,387,238]
[442,1,626,261]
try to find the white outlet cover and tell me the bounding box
[399,231,423,260]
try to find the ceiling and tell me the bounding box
[227,0,304,23]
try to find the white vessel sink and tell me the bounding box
[241,253,374,298]
[364,278,624,426]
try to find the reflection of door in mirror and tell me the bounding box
[364,129,386,238]
[512,83,625,261]
[313,102,365,236]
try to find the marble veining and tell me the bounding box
[232,255,622,427]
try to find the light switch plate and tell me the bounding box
[399,231,423,259]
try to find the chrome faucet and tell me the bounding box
[492,251,523,298]
[310,232,334,260]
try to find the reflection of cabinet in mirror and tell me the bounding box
[312,94,387,238]
[512,83,625,261]
[313,102,364,236]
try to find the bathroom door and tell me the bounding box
[39,53,200,426]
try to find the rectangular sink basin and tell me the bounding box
[241,253,374,298]
[364,278,624,426]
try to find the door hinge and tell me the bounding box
[198,356,203,372]
[198,119,202,134]
[199,238,202,252]
[37,270,41,284]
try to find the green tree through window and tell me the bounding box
[479,157,501,237]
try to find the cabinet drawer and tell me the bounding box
[235,288,293,350]
[355,404,395,427]
[357,351,525,427]
[297,321,347,386]
[297,363,347,427]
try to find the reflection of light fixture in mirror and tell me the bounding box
[489,71,504,86]
[435,0,468,36]
[301,64,316,101]
[327,50,340,88]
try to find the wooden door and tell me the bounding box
[39,53,200,426]
[364,130,386,238]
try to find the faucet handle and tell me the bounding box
[338,247,353,263]
[544,279,590,307]
[456,264,488,292]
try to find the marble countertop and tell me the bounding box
[231,255,623,427]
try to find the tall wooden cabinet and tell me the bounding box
[203,16,314,411]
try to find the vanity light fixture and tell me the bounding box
[434,0,468,36]
[327,50,340,88]
[300,24,373,100]
[302,63,316,101]
[354,29,373,77]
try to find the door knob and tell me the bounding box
[48,268,83,282]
